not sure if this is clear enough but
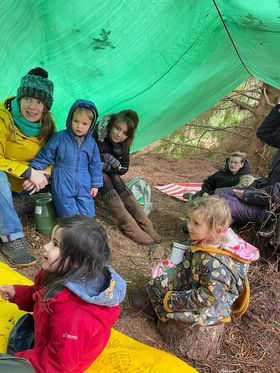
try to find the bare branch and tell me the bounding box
[223,98,257,113]
[226,91,261,102]
[185,124,254,134]
[263,86,275,107]
[160,140,229,156]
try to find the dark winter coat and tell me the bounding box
[215,105,280,224]
[31,100,103,218]
[256,104,280,186]
[199,159,252,196]
[13,267,126,373]
[98,135,130,176]
[93,116,130,176]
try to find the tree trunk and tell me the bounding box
[157,320,224,361]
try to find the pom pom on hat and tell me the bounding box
[17,67,54,109]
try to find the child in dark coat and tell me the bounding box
[94,110,161,245]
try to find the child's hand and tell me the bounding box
[0,285,15,300]
[91,187,98,197]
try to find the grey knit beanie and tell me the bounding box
[17,67,54,109]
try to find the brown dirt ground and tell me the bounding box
[2,151,280,373]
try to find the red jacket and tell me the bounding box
[11,269,125,373]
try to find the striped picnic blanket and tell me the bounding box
[154,183,202,201]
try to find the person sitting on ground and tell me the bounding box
[93,109,161,245]
[30,99,103,218]
[132,196,259,324]
[183,151,252,201]
[215,105,280,228]
[0,67,56,266]
[0,216,126,373]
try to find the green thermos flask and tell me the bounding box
[34,197,57,235]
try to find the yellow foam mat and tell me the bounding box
[0,262,197,372]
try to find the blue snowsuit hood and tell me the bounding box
[66,99,99,136]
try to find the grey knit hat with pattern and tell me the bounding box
[17,67,54,109]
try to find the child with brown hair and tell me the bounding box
[31,99,103,218]
[94,110,161,245]
[133,196,259,325]
[0,216,126,373]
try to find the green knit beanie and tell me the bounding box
[17,67,54,109]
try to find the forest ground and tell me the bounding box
[3,150,280,373]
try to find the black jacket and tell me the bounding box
[256,104,280,186]
[199,159,252,195]
[93,118,130,176]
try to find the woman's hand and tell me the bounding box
[90,187,98,197]
[23,169,49,195]
[0,285,15,300]
[233,189,244,200]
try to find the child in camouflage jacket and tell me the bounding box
[146,196,259,325]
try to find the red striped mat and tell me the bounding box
[154,183,202,201]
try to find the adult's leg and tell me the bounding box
[100,173,154,245]
[215,187,267,224]
[0,171,24,241]
[118,184,161,242]
[105,173,161,241]
[0,171,36,266]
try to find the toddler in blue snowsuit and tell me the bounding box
[31,99,103,218]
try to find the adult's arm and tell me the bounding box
[257,104,280,148]
[243,182,280,208]
[117,150,130,176]
[200,172,218,195]
[0,117,30,177]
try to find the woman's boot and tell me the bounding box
[119,189,161,243]
[103,190,154,245]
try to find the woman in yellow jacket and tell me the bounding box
[0,67,55,266]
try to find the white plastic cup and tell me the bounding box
[170,242,188,265]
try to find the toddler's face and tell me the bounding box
[228,156,243,174]
[186,210,212,242]
[42,227,62,272]
[110,121,128,143]
[72,111,92,137]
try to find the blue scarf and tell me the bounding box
[11,99,41,137]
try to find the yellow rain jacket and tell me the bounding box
[0,97,45,192]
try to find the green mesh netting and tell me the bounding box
[1,0,280,151]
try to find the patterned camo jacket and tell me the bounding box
[146,228,259,325]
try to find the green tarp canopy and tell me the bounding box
[1,0,280,151]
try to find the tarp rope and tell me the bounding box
[212,0,253,76]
